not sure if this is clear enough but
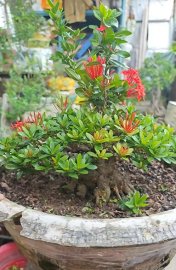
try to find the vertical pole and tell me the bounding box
[120,0,127,27]
[1,93,9,137]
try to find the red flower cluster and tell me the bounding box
[84,56,106,80]
[122,69,145,101]
[63,96,68,109]
[119,112,140,134]
[11,121,25,132]
[11,112,43,132]
[26,112,43,125]
[96,25,106,32]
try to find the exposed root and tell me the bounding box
[94,175,111,206]
[76,184,87,199]
[94,165,134,205]
[111,181,134,200]
[77,158,134,206]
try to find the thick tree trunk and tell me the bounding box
[151,87,162,115]
[78,158,133,206]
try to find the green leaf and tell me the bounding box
[47,0,54,8]
[115,38,127,45]
[77,153,83,167]
[52,2,60,13]
[5,163,19,170]
[88,152,98,158]
[75,88,86,97]
[118,50,130,58]
[86,133,93,141]
[103,28,115,44]
[99,3,108,17]
[68,172,79,179]
[65,68,80,81]
[33,164,46,171]
[116,29,131,37]
[110,59,128,69]
[93,10,101,21]
[80,169,89,174]
[87,164,97,170]
[19,126,30,138]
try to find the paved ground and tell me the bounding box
[165,255,176,270]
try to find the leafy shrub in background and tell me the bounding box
[5,70,47,121]
[140,53,176,114]
[8,0,45,45]
[0,28,14,70]
[171,41,176,53]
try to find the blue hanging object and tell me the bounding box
[75,33,93,59]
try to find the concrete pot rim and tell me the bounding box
[1,198,176,247]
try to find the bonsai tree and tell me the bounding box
[140,53,176,115]
[0,2,176,208]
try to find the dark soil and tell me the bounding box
[0,160,176,218]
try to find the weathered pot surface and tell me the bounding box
[1,198,176,270]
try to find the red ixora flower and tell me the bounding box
[122,68,145,101]
[84,56,106,80]
[96,25,106,32]
[11,121,25,132]
[11,112,43,132]
[26,112,43,125]
[63,96,68,110]
[119,112,140,134]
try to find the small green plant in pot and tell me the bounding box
[0,2,176,211]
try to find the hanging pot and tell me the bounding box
[0,242,27,270]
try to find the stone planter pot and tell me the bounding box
[136,100,152,114]
[165,101,176,129]
[1,198,176,270]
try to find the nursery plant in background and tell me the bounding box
[5,69,47,122]
[140,53,176,115]
[0,0,47,73]
[171,41,176,53]
[8,0,45,46]
[0,28,14,71]
[0,2,176,270]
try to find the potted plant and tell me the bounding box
[0,2,176,270]
[0,242,27,270]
